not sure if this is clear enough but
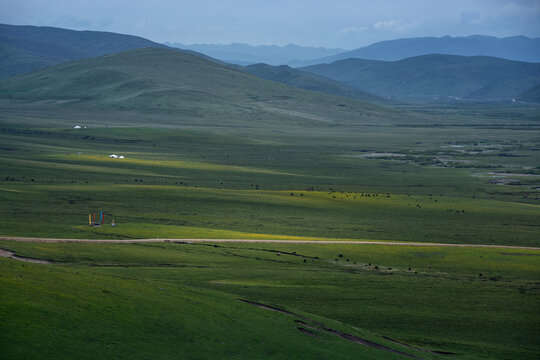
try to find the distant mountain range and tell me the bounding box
[1,23,539,103]
[302,54,540,102]
[165,35,540,67]
[291,35,540,66]
[165,42,345,66]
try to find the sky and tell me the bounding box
[1,0,539,49]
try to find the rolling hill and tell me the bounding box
[0,47,391,126]
[292,35,540,66]
[0,23,169,79]
[302,54,540,102]
[236,63,386,103]
[0,24,379,105]
[517,83,540,103]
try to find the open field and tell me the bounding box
[0,240,538,359]
[0,103,539,246]
[0,56,539,359]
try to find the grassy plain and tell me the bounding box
[0,54,539,359]
[0,104,539,245]
[0,240,538,359]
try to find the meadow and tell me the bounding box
[0,91,539,359]
[0,103,539,245]
[0,240,538,359]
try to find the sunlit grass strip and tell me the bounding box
[0,156,175,177]
[76,223,345,241]
[48,154,304,176]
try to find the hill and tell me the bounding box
[517,83,540,103]
[302,54,540,102]
[236,63,386,103]
[166,42,345,66]
[0,23,170,79]
[0,47,390,125]
[293,35,540,66]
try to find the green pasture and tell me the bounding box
[0,99,539,359]
[1,182,539,245]
[0,112,539,245]
[0,241,538,359]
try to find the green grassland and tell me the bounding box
[0,111,538,245]
[0,47,539,359]
[1,241,538,359]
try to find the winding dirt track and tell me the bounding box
[0,248,52,264]
[0,236,538,250]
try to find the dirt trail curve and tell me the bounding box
[0,236,539,250]
[0,248,52,264]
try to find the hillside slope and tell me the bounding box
[0,47,391,125]
[0,23,169,79]
[293,35,540,66]
[517,83,540,103]
[302,54,540,102]
[237,63,386,103]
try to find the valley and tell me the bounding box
[0,24,539,360]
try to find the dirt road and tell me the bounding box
[0,236,538,250]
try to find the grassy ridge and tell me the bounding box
[0,47,388,126]
[1,258,413,360]
[1,241,538,359]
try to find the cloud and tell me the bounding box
[373,20,398,30]
[337,26,368,36]
[372,19,421,33]
[452,2,540,37]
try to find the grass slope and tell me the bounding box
[1,258,414,360]
[237,63,387,103]
[518,83,540,103]
[1,241,538,359]
[0,47,391,127]
[0,23,173,79]
[302,54,540,102]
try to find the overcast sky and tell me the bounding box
[1,0,539,49]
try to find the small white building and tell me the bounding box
[74,125,81,129]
